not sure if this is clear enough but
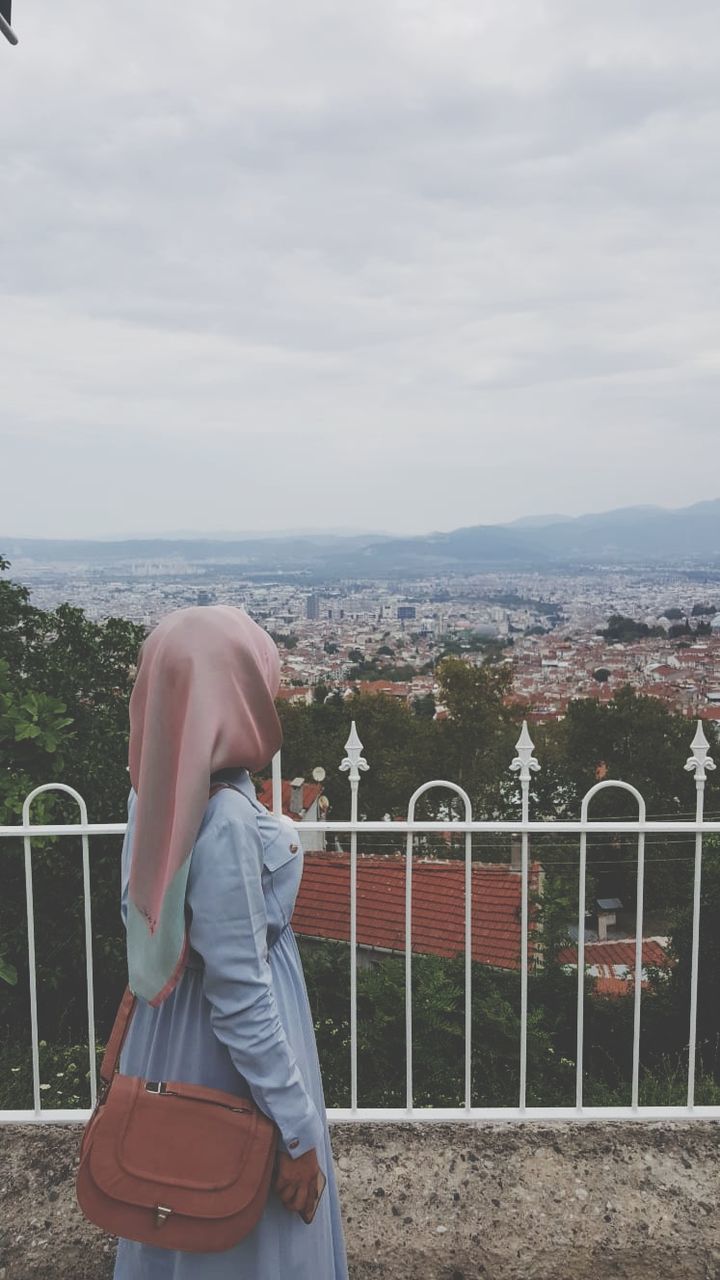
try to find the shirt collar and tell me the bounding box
[210,766,262,808]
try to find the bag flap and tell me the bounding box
[88,1074,276,1219]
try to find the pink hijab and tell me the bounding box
[125,605,282,1005]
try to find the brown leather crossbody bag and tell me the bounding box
[75,782,279,1252]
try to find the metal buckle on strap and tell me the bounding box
[155,1204,173,1227]
[144,1080,167,1094]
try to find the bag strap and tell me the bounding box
[99,984,137,1089]
[99,780,246,1093]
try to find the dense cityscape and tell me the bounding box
[5,537,720,1021]
[10,553,720,727]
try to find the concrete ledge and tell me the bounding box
[1,1120,720,1279]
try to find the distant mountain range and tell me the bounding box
[87,525,391,541]
[3,500,720,576]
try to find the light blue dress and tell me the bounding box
[112,767,349,1280]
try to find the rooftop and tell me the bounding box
[293,852,543,970]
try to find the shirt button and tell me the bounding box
[289,843,299,854]
[288,1138,299,1150]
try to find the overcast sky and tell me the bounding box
[1,0,719,538]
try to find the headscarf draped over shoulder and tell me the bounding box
[126,605,282,1004]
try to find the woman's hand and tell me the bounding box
[273,1147,322,1216]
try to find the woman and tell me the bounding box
[112,605,349,1279]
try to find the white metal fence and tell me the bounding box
[2,719,720,1126]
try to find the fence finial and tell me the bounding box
[339,720,369,784]
[685,719,716,783]
[510,720,540,783]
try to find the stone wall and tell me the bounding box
[1,1120,719,1279]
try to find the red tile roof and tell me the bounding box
[593,976,641,997]
[556,938,673,996]
[556,939,671,969]
[354,680,411,697]
[257,779,323,817]
[292,853,542,971]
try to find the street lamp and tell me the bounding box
[1,1,18,44]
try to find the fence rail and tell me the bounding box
[1,719,718,1125]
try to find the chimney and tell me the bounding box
[596,898,621,942]
[510,833,522,872]
[290,777,305,816]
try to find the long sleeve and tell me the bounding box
[185,808,325,1162]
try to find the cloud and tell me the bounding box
[1,0,719,536]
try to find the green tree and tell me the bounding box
[666,837,720,1073]
[433,656,515,815]
[270,632,298,650]
[532,686,716,911]
[347,662,416,682]
[0,557,146,1049]
[412,693,436,718]
[602,614,664,643]
[270,692,439,830]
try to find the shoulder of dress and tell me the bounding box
[198,786,264,847]
[270,812,299,838]
[202,788,300,862]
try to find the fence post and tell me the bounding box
[271,749,283,817]
[403,781,473,1112]
[510,721,540,1112]
[577,779,647,1110]
[684,721,715,1108]
[21,783,97,1116]
[339,721,369,1113]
